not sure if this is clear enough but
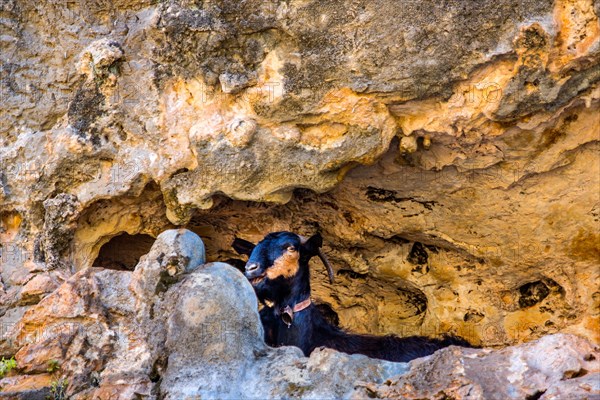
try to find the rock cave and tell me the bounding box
[0,0,599,398]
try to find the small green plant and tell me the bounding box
[45,359,68,400]
[47,359,60,373]
[0,357,17,378]
[48,378,68,400]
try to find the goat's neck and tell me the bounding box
[278,261,311,308]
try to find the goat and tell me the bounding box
[232,231,471,362]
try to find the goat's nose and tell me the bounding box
[245,262,260,273]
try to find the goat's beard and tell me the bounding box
[249,276,293,308]
[250,278,271,304]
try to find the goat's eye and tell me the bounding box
[287,246,296,252]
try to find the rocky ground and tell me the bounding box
[1,0,599,398]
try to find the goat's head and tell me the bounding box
[232,232,335,290]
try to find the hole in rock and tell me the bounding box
[518,280,550,308]
[73,144,517,341]
[464,310,485,323]
[408,242,430,274]
[525,390,546,400]
[92,233,155,270]
[73,181,171,271]
[563,368,588,379]
[518,279,563,309]
[150,354,168,383]
[337,269,369,279]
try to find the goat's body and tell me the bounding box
[236,231,472,363]
[261,304,468,362]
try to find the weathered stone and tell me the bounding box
[77,38,124,79]
[219,71,258,94]
[0,0,599,397]
[3,230,599,398]
[18,272,62,305]
[5,231,410,398]
[352,333,600,400]
[41,193,81,270]
[0,306,28,357]
[1,1,598,349]
[0,373,52,400]
[131,228,204,299]
[540,374,600,400]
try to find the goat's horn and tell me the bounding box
[317,248,335,284]
[298,235,335,284]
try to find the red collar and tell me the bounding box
[280,297,312,327]
[292,297,312,312]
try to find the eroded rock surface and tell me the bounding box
[1,0,599,394]
[1,230,408,398]
[1,230,598,399]
[353,334,600,400]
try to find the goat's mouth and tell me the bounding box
[249,273,266,285]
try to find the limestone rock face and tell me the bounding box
[353,333,600,399]
[2,230,597,399]
[0,0,599,394]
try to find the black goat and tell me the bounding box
[232,231,471,362]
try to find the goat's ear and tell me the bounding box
[301,233,323,257]
[302,233,335,284]
[232,238,256,256]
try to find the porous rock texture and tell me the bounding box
[352,333,600,400]
[0,0,599,396]
[1,229,598,399]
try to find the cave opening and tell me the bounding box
[92,233,156,271]
[180,187,437,338]
[72,144,575,346]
